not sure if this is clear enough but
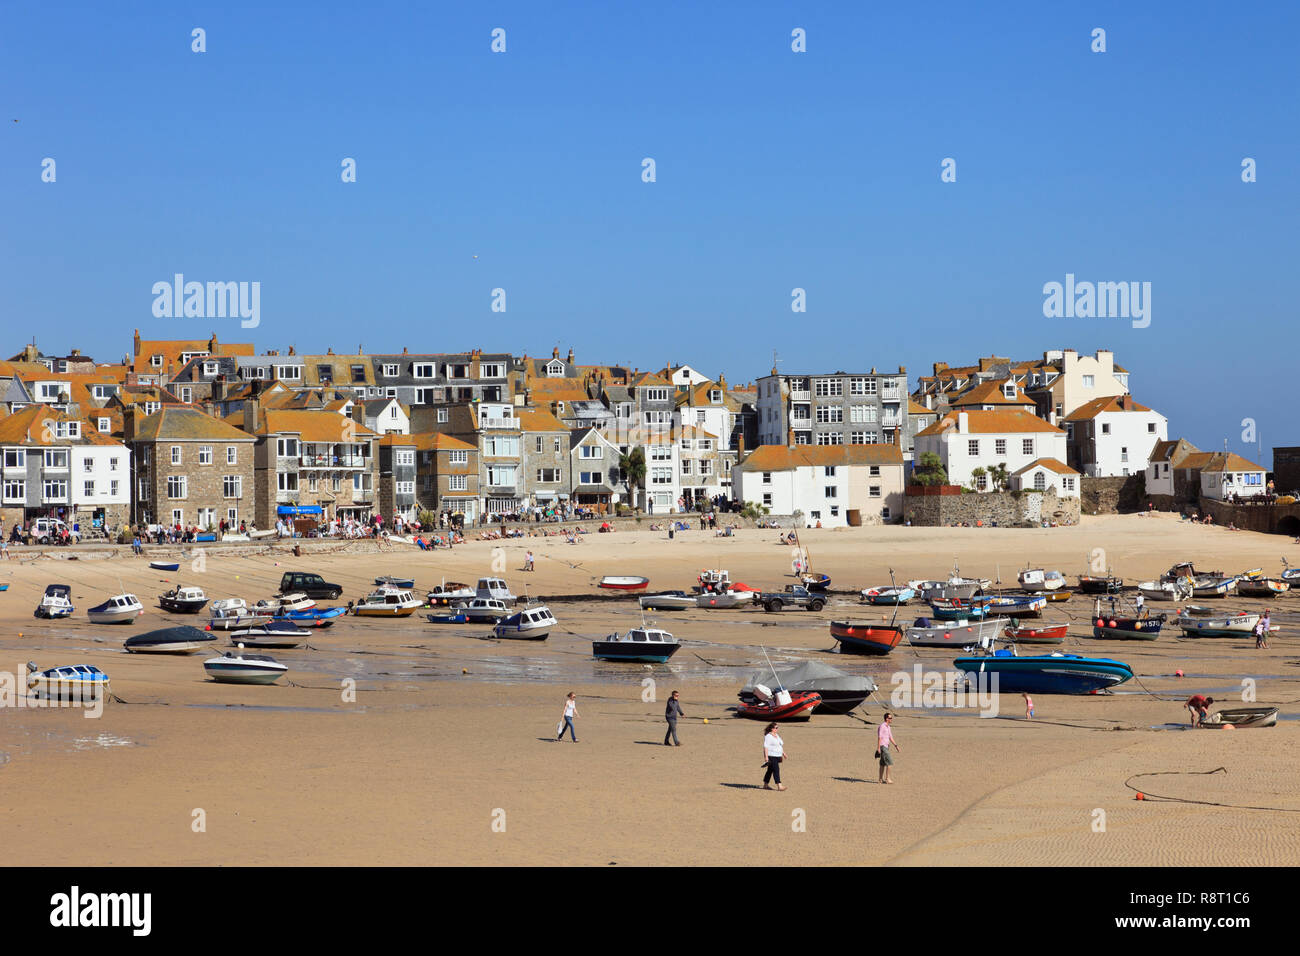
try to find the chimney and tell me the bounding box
[718,373,727,390]
[567,347,574,364]
[788,427,795,447]
[402,346,408,355]
[957,411,969,434]
[738,432,745,454]
[208,333,219,352]
[243,398,262,434]
[133,329,141,357]
[552,346,560,359]
[123,406,137,442]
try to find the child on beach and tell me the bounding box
[1023,693,1034,719]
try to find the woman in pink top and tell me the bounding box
[877,712,899,784]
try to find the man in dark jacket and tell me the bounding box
[664,690,684,746]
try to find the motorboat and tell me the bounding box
[1043,589,1074,603]
[861,586,915,606]
[451,597,510,623]
[1138,580,1190,602]
[1176,609,1260,637]
[1235,577,1289,598]
[908,565,990,601]
[227,619,311,648]
[427,581,475,605]
[1197,705,1279,729]
[598,575,650,592]
[695,589,752,609]
[158,585,209,614]
[350,587,422,617]
[1018,568,1065,592]
[1091,609,1165,641]
[799,572,832,592]
[1191,577,1236,599]
[698,569,733,592]
[425,611,471,624]
[375,575,416,589]
[592,626,680,662]
[34,584,74,619]
[639,591,695,611]
[275,604,346,624]
[983,594,1047,618]
[735,685,821,721]
[739,661,875,715]
[1162,562,1220,583]
[828,620,904,655]
[928,597,992,620]
[86,593,143,625]
[124,625,217,654]
[1004,623,1069,645]
[492,603,557,640]
[1280,560,1300,587]
[907,615,1005,648]
[148,561,180,572]
[253,593,316,615]
[953,647,1133,694]
[203,645,287,684]
[26,662,110,700]
[1076,574,1122,594]
[475,577,516,604]
[207,598,272,631]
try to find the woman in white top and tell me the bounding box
[761,722,786,791]
[557,692,579,742]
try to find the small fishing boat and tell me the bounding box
[1045,589,1073,603]
[735,686,821,721]
[1280,560,1300,586]
[247,529,276,540]
[253,593,316,616]
[908,565,990,601]
[598,575,651,592]
[698,569,733,591]
[1162,562,1220,583]
[799,572,832,592]
[1176,609,1260,637]
[1090,612,1165,641]
[350,587,422,618]
[203,645,287,684]
[1235,577,1289,598]
[907,615,1005,648]
[739,662,875,715]
[125,625,217,654]
[34,584,75,619]
[86,593,144,625]
[475,577,516,604]
[1181,604,1217,616]
[1018,568,1065,592]
[1004,622,1069,645]
[26,662,111,700]
[492,603,557,640]
[0,584,9,591]
[592,626,680,662]
[425,611,471,624]
[207,598,272,631]
[1191,576,1236,599]
[427,581,475,605]
[158,585,209,614]
[374,575,416,590]
[954,648,1133,695]
[1076,574,1122,594]
[228,619,311,648]
[1197,705,1279,729]
[928,597,992,620]
[984,594,1047,618]
[696,589,752,609]
[452,597,509,623]
[148,561,180,572]
[861,586,916,606]
[829,620,904,655]
[1138,580,1189,602]
[639,591,696,611]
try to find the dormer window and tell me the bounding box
[546,361,565,377]
[1003,384,1016,399]
[98,417,111,433]
[709,389,722,404]
[383,364,399,377]
[203,362,219,377]
[151,354,164,367]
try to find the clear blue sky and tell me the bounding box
[2,1,1296,460]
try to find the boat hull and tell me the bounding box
[1077,577,1122,594]
[1005,623,1069,644]
[639,594,695,611]
[203,663,286,684]
[1091,617,1163,640]
[907,618,1005,648]
[350,606,418,617]
[829,622,903,655]
[87,609,142,625]
[159,598,208,613]
[1198,706,1279,729]
[599,576,650,592]
[953,655,1133,694]
[695,592,749,609]
[736,691,821,721]
[591,641,680,662]
[492,624,552,640]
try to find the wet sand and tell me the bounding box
[1,512,1298,866]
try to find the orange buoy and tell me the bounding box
[1096,618,1104,627]
[1108,620,1117,627]
[1175,669,1184,677]
[1136,792,1145,801]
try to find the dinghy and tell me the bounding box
[1191,576,1236,599]
[1176,609,1260,637]
[907,615,1005,648]
[1236,577,1289,598]
[829,620,904,655]
[1138,580,1189,601]
[739,662,875,715]
[124,625,216,654]
[374,575,416,589]
[735,685,821,721]
[1004,622,1069,645]
[1197,705,1279,729]
[861,586,915,605]
[928,597,992,620]
[598,575,650,592]
[148,561,180,572]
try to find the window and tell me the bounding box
[1147,422,1157,433]
[554,438,563,453]
[448,475,468,491]
[869,485,881,498]
[486,466,516,486]
[1081,375,1094,388]
[699,460,713,476]
[995,439,1007,456]
[1022,439,1034,456]
[83,457,94,472]
[1120,446,1128,462]
[881,507,890,520]
[278,473,298,492]
[167,475,187,499]
[437,408,449,423]
[448,449,469,465]
[814,378,843,397]
[849,405,875,423]
[762,493,772,506]
[975,475,988,491]
[83,480,95,497]
[151,354,163,367]
[815,433,842,445]
[830,505,840,518]
[180,386,193,403]
[412,363,436,379]
[824,466,836,477]
[643,411,672,426]
[171,446,182,465]
[579,471,603,484]
[536,468,560,483]
[351,365,366,383]
[1101,423,1110,435]
[816,406,843,424]
[824,486,837,498]
[869,465,880,477]
[223,475,242,498]
[1033,472,1046,490]
[198,446,212,465]
[643,388,669,403]
[681,438,692,451]
[545,360,565,377]
[203,361,219,377]
[650,467,673,485]
[44,449,69,469]
[110,480,119,497]
[479,363,504,379]
[277,365,301,381]
[850,378,876,395]
[967,440,979,456]
[144,402,160,415]
[227,508,238,523]
[171,509,183,525]
[396,481,415,495]
[696,409,707,424]
[762,472,772,484]
[850,431,867,444]
[227,446,237,464]
[709,389,722,404]
[98,417,111,433]
[649,445,671,461]
[1063,477,1075,491]
[534,436,544,453]
[396,450,414,466]
[276,438,299,458]
[681,459,693,475]
[580,445,602,459]
[3,479,23,501]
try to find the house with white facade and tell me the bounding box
[733,444,906,527]
[1144,439,1201,497]
[1009,459,1081,498]
[1063,395,1166,477]
[1199,452,1268,501]
[914,410,1067,492]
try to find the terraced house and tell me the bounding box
[517,408,572,512]
[375,434,418,525]
[755,367,912,455]
[569,428,622,513]
[374,349,517,422]
[413,432,480,520]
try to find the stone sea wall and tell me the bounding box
[903,489,1080,527]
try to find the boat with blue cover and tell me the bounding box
[954,647,1133,694]
[861,586,916,606]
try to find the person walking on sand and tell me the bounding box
[877,712,899,784]
[1186,694,1214,727]
[761,722,786,790]
[557,692,579,742]
[1023,693,1034,719]
[664,690,684,746]
[524,550,534,572]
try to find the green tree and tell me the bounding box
[912,452,948,486]
[618,447,647,512]
[989,463,1010,492]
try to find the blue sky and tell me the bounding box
[2,1,1295,459]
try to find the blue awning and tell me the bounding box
[277,505,323,516]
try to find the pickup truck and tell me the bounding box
[280,571,343,600]
[753,585,826,613]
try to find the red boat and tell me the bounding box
[598,576,650,592]
[829,620,904,655]
[1005,623,1068,644]
[736,690,821,721]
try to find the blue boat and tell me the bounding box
[276,606,347,622]
[426,612,470,624]
[984,594,1047,617]
[929,597,991,620]
[149,561,180,572]
[861,586,916,605]
[953,649,1133,695]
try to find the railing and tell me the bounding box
[299,455,367,468]
[789,390,810,400]
[881,414,902,427]
[480,418,519,430]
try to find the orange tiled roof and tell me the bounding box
[1012,457,1079,476]
[258,409,377,442]
[916,410,1063,438]
[949,379,1034,407]
[410,431,476,452]
[514,408,569,432]
[740,444,903,471]
[1200,452,1265,473]
[1062,395,1154,421]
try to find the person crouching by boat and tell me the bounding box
[762,723,786,790]
[877,712,899,784]
[1186,694,1214,727]
[557,692,579,742]
[664,690,684,746]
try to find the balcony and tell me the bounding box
[480,416,519,430]
[485,484,517,494]
[789,389,810,400]
[299,454,367,469]
[881,414,902,427]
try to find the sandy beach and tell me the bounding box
[1,511,1298,867]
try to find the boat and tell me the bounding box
[698,569,733,591]
[451,597,510,623]
[906,615,1005,648]
[592,626,681,662]
[1018,568,1065,592]
[158,585,209,614]
[203,645,287,684]
[1176,609,1260,637]
[908,564,990,601]
[427,581,475,605]
[984,594,1047,618]
[638,591,696,611]
[125,625,217,654]
[739,661,875,715]
[1162,562,1220,583]
[1280,560,1300,586]
[475,577,516,604]
[1191,576,1236,599]
[829,620,904,655]
[695,589,752,609]
[1138,580,1190,602]
[492,603,557,640]
[1091,610,1165,641]
[0,584,8,591]
[598,575,650,592]
[1004,622,1069,645]
[861,586,916,606]
[253,593,316,615]
[374,575,416,589]
[1197,705,1279,729]
[276,604,346,623]
[247,529,276,540]
[34,584,75,619]
[1044,589,1074,603]
[350,587,422,617]
[86,593,144,625]
[207,598,273,631]
[227,620,310,648]
[928,597,992,620]
[148,561,180,572]
[26,662,111,700]
[799,572,832,592]
[425,612,471,624]
[1076,574,1122,594]
[954,647,1133,694]
[1235,577,1289,598]
[735,685,821,721]
[1182,604,1216,616]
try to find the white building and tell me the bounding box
[914,410,1067,491]
[1063,395,1166,477]
[1200,452,1268,500]
[1009,459,1081,498]
[1144,439,1201,497]
[71,440,132,521]
[733,444,906,527]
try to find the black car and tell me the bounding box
[279,571,343,600]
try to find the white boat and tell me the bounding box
[228,620,310,648]
[1176,609,1261,637]
[491,603,557,640]
[35,584,75,619]
[1191,576,1236,599]
[86,593,144,625]
[427,581,475,605]
[26,662,111,700]
[203,644,287,684]
[475,577,516,604]
[207,597,273,631]
[1137,580,1190,601]
[158,585,209,613]
[592,626,681,662]
[1017,568,1065,592]
[698,569,732,590]
[906,615,1006,648]
[125,625,217,654]
[252,592,316,615]
[351,587,422,617]
[452,597,510,622]
[247,529,276,540]
[639,591,696,611]
[695,589,752,609]
[908,564,990,601]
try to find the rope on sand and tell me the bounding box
[109,693,169,706]
[1123,766,1300,813]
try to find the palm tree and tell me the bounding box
[618,448,647,512]
[989,463,1010,492]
